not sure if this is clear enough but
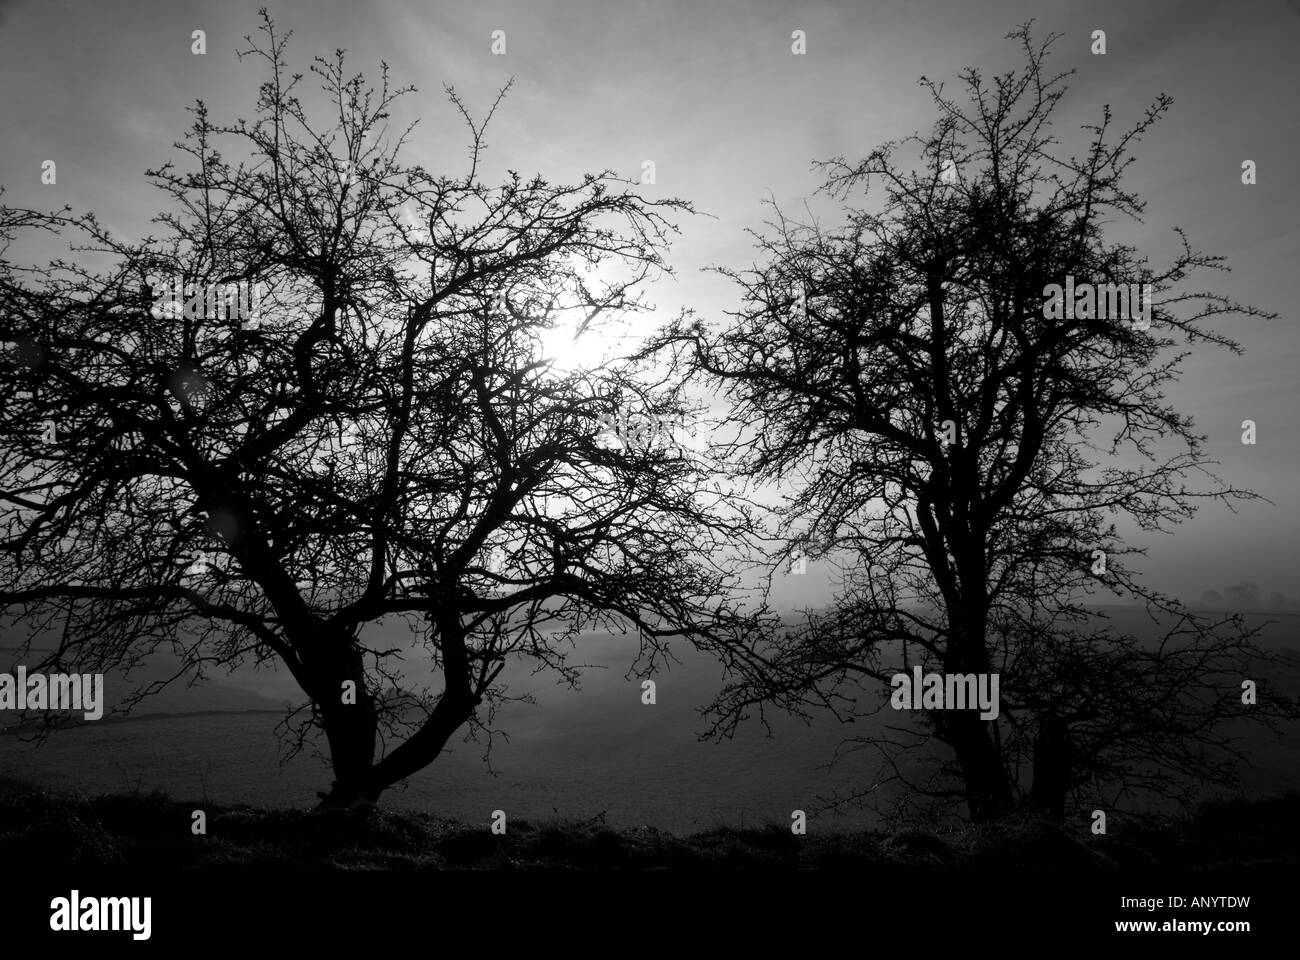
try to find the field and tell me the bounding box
[2,610,1298,832]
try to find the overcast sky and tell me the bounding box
[2,0,1297,606]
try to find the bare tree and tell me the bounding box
[648,24,1299,822]
[0,11,760,807]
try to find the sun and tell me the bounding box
[537,309,636,372]
[535,260,651,373]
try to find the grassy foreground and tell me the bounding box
[1,776,1296,869]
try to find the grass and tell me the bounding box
[1,775,1296,869]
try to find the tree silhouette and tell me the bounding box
[1225,582,1261,609]
[0,12,759,807]
[650,25,1299,822]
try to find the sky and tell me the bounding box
[1,0,1298,607]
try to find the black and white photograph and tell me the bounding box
[0,0,1296,945]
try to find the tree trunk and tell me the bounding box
[366,689,478,795]
[316,699,379,807]
[946,710,1015,821]
[365,606,480,796]
[311,636,380,808]
[943,594,1015,821]
[1028,716,1074,820]
[314,606,479,807]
